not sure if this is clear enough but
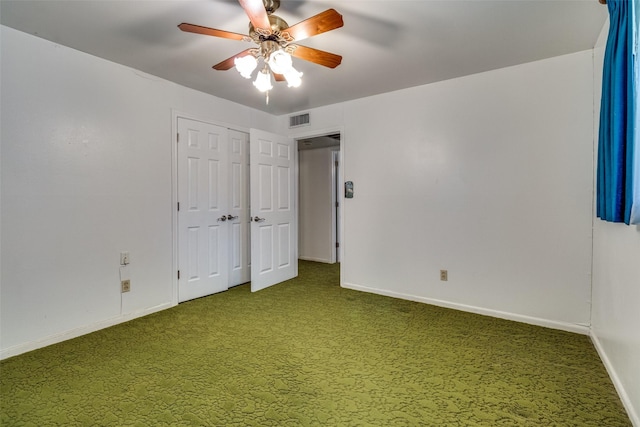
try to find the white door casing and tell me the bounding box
[332,149,340,264]
[228,129,251,287]
[250,129,298,292]
[177,119,229,302]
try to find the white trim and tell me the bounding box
[287,125,342,141]
[0,303,174,360]
[342,282,591,335]
[171,110,179,306]
[338,137,344,275]
[331,150,339,264]
[299,256,334,264]
[591,332,640,427]
[171,109,250,134]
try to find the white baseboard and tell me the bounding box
[341,282,590,335]
[0,302,175,360]
[591,332,639,427]
[299,256,334,264]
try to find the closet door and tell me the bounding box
[249,129,298,292]
[177,118,229,302]
[228,130,251,287]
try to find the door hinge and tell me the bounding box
[177,202,180,211]
[177,133,180,143]
[335,201,339,208]
[335,160,339,167]
[177,270,180,280]
[336,242,340,248]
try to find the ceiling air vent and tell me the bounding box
[289,113,310,128]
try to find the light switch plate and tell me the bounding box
[120,252,130,265]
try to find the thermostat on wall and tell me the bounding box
[345,181,354,198]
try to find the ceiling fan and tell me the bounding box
[178,0,344,98]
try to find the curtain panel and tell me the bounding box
[597,0,638,225]
[632,0,640,224]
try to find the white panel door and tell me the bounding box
[250,129,298,292]
[228,129,251,287]
[178,118,229,302]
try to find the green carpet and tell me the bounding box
[0,261,630,426]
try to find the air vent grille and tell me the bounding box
[289,113,310,128]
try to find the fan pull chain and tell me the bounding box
[265,90,269,105]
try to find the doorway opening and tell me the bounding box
[297,133,341,264]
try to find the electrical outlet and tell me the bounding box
[440,270,448,281]
[120,252,130,265]
[121,280,131,293]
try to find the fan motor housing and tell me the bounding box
[249,14,289,43]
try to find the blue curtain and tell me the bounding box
[631,0,640,224]
[597,0,638,225]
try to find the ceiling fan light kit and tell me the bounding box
[267,49,292,74]
[234,54,258,78]
[253,67,273,92]
[283,68,303,88]
[178,0,343,104]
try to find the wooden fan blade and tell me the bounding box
[178,23,247,41]
[290,45,342,69]
[213,49,254,70]
[238,0,271,31]
[273,73,285,82]
[284,9,344,42]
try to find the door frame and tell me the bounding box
[332,149,340,263]
[291,126,345,284]
[171,110,250,305]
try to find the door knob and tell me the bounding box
[226,214,238,221]
[217,216,227,222]
[253,216,266,222]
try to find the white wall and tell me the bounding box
[0,26,277,358]
[591,19,640,426]
[299,147,335,263]
[286,51,595,333]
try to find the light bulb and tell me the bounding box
[268,50,293,75]
[253,69,273,92]
[234,55,257,79]
[283,67,303,88]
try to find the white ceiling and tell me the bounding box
[1,0,607,116]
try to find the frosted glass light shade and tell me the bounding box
[284,67,303,88]
[253,69,273,92]
[234,55,258,79]
[268,50,293,75]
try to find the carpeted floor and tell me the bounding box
[0,261,631,426]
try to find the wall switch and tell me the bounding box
[120,252,130,265]
[440,270,448,281]
[121,280,131,293]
